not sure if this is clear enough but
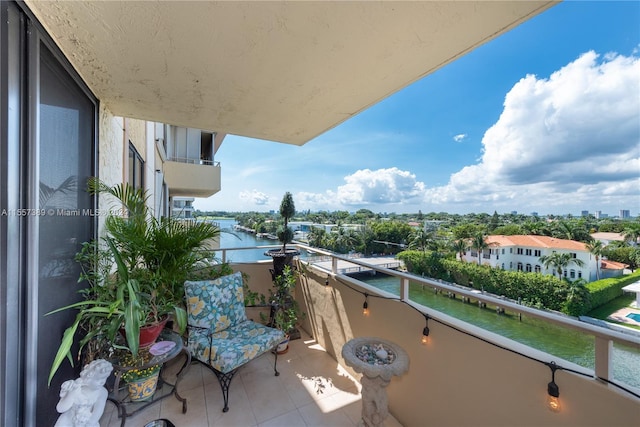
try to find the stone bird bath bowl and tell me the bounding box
[342,337,409,427]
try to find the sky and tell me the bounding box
[195,1,640,217]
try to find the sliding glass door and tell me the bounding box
[0,3,97,425]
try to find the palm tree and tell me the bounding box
[622,222,640,246]
[553,220,590,242]
[522,220,549,236]
[408,228,433,252]
[308,226,327,249]
[333,227,359,254]
[565,278,591,316]
[471,232,488,265]
[451,239,468,261]
[539,252,585,280]
[585,239,604,280]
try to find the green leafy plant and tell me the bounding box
[47,179,220,385]
[277,191,296,251]
[122,364,161,383]
[267,265,301,335]
[118,350,161,382]
[265,192,300,280]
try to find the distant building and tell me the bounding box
[581,210,589,217]
[530,212,538,217]
[459,235,626,282]
[620,210,630,219]
[171,197,195,219]
[591,232,626,246]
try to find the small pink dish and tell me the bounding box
[149,340,176,356]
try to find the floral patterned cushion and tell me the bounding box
[188,320,285,373]
[184,272,247,333]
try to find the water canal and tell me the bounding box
[215,219,640,389]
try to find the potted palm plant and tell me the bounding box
[47,179,219,385]
[265,192,300,280]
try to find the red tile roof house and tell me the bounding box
[459,235,626,282]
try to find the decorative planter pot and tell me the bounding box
[264,248,300,280]
[276,335,290,354]
[121,317,168,350]
[126,370,160,402]
[139,318,168,349]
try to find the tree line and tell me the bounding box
[226,209,640,269]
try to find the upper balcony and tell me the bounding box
[158,125,225,198]
[163,158,221,198]
[103,243,640,426]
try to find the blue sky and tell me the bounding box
[196,1,640,216]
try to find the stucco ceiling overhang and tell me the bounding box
[25,1,556,146]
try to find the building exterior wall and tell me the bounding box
[98,106,124,188]
[460,237,598,282]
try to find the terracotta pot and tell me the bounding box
[139,317,168,349]
[120,317,168,350]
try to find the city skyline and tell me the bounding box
[195,1,640,216]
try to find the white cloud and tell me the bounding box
[238,190,270,205]
[293,168,426,211]
[295,191,334,209]
[336,167,425,206]
[423,50,640,212]
[453,134,467,142]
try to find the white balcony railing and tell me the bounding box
[167,156,220,166]
[216,243,640,378]
[217,242,639,426]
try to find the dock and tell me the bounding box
[309,256,402,275]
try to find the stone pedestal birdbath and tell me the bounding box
[342,337,409,427]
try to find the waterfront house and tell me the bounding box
[458,234,627,282]
[2,2,638,426]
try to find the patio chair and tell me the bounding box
[184,271,285,412]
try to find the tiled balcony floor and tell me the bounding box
[100,331,402,426]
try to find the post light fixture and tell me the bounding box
[421,314,430,344]
[547,362,561,412]
[362,293,369,316]
[325,275,330,286]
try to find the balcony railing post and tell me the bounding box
[331,257,338,275]
[594,336,612,380]
[400,277,409,301]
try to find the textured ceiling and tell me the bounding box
[25,1,556,145]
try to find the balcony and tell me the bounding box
[99,330,403,427]
[101,244,640,426]
[163,158,221,198]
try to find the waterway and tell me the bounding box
[216,219,311,262]
[214,219,640,389]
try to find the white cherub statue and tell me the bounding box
[55,359,113,427]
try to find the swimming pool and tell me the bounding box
[625,312,640,322]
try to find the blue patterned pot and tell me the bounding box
[126,371,160,402]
